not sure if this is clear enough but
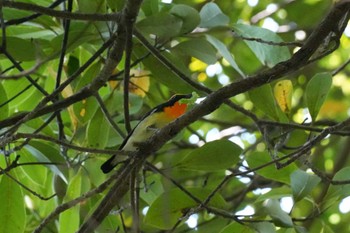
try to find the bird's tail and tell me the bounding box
[100,155,119,173]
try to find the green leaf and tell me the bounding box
[59,169,83,233]
[305,72,332,121]
[285,1,332,28]
[19,148,48,186]
[255,187,292,203]
[176,140,242,171]
[0,83,9,121]
[87,107,110,149]
[290,170,321,202]
[66,55,80,78]
[74,61,102,90]
[78,0,106,13]
[145,187,226,229]
[206,35,245,78]
[139,174,164,205]
[0,37,38,61]
[249,84,288,122]
[294,225,309,233]
[25,142,67,183]
[137,12,183,40]
[50,22,99,55]
[173,38,217,64]
[308,218,335,233]
[220,222,255,233]
[264,199,293,227]
[233,24,291,67]
[246,152,298,184]
[2,78,42,112]
[325,167,350,202]
[199,2,229,28]
[106,0,125,11]
[170,4,200,34]
[0,171,26,233]
[250,222,276,233]
[6,25,56,41]
[141,0,159,16]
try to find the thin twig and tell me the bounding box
[12,133,121,155]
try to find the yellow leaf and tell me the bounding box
[129,70,150,97]
[274,80,293,113]
[109,70,150,97]
[189,57,208,72]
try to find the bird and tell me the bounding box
[100,93,192,173]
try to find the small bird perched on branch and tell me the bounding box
[101,93,192,173]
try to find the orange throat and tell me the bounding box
[164,102,188,119]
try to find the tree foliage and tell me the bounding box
[1,0,350,232]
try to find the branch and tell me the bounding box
[0,1,121,22]
[12,133,119,155]
[5,0,65,26]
